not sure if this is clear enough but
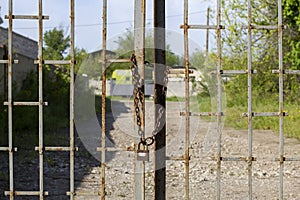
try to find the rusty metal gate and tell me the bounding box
[0,0,299,199]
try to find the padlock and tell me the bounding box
[137,142,149,162]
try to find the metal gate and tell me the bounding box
[0,0,299,199]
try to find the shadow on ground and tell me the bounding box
[0,99,130,200]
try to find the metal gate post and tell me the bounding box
[134,0,146,199]
[38,0,44,199]
[216,0,223,199]
[101,0,107,199]
[247,0,253,199]
[183,1,190,199]
[7,0,14,199]
[277,0,284,199]
[69,0,75,199]
[154,0,166,199]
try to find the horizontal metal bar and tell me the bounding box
[5,15,49,20]
[107,59,131,63]
[275,157,300,162]
[0,147,17,152]
[3,102,48,106]
[66,191,101,196]
[180,25,225,30]
[169,69,193,74]
[4,191,48,196]
[222,157,256,162]
[0,60,19,64]
[35,147,79,151]
[221,69,257,75]
[96,146,135,152]
[242,112,288,117]
[34,60,71,65]
[272,69,300,75]
[180,112,224,117]
[166,155,185,161]
[251,25,278,30]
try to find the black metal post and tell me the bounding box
[154,0,166,199]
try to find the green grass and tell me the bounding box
[196,96,300,140]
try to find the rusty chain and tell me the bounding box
[130,54,169,147]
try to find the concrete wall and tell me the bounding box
[0,49,36,96]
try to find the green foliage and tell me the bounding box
[107,29,180,79]
[43,28,70,60]
[283,0,300,71]
[13,68,69,133]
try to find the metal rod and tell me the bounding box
[278,0,284,199]
[134,0,146,199]
[107,59,131,63]
[101,0,107,199]
[154,0,166,199]
[69,1,75,199]
[3,102,48,106]
[247,0,253,198]
[272,69,300,75]
[7,1,14,199]
[38,0,44,199]
[180,25,221,30]
[4,191,49,196]
[180,112,224,117]
[216,0,222,198]
[0,60,18,64]
[183,0,190,199]
[34,60,70,65]
[4,15,49,20]
[206,7,210,59]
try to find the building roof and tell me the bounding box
[0,26,38,59]
[89,49,116,56]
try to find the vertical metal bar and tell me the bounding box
[154,0,166,199]
[278,0,284,199]
[134,0,146,199]
[7,0,14,199]
[247,0,253,199]
[38,0,44,199]
[183,0,190,199]
[101,0,107,199]
[3,45,8,101]
[205,7,210,59]
[216,0,222,199]
[69,0,75,199]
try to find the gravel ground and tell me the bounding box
[0,100,300,199]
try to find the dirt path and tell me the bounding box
[76,100,300,199]
[1,100,300,199]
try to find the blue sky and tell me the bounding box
[0,0,214,55]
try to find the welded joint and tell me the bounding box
[217,25,225,30]
[247,156,257,164]
[180,24,190,29]
[279,155,285,164]
[8,147,18,152]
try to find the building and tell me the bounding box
[0,27,38,95]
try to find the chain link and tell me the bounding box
[130,54,169,146]
[131,54,143,138]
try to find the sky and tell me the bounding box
[0,0,215,56]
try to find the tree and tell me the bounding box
[43,28,70,60]
[95,29,180,79]
[283,0,300,68]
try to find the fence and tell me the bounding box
[0,0,299,199]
